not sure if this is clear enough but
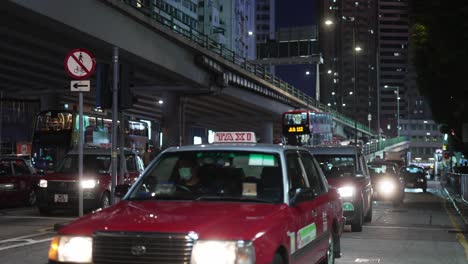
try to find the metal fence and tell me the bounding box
[117,0,375,135]
[446,173,468,202]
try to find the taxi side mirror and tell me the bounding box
[290,188,315,207]
[115,184,131,198]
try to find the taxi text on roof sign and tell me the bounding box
[213,132,256,143]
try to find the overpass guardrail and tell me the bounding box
[118,0,375,135]
[361,136,409,156]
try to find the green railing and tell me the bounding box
[120,0,375,135]
[362,136,409,155]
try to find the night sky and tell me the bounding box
[275,0,318,97]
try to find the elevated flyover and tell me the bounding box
[2,0,374,146]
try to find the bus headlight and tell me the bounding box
[337,186,355,198]
[39,179,48,188]
[48,236,92,263]
[191,240,255,264]
[81,180,97,189]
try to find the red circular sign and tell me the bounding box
[64,48,96,80]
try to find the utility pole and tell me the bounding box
[111,47,119,205]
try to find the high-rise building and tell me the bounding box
[198,0,256,60]
[154,0,199,30]
[378,0,410,136]
[255,0,275,44]
[319,0,378,129]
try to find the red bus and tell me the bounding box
[31,110,149,171]
[282,109,334,146]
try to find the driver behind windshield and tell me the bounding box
[176,158,204,193]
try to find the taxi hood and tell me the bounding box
[59,200,287,240]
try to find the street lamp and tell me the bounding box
[352,1,360,145]
[384,85,400,137]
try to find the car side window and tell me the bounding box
[12,160,30,175]
[0,161,12,176]
[300,152,325,195]
[126,155,136,172]
[286,152,307,195]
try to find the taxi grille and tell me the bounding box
[47,181,78,192]
[93,231,194,264]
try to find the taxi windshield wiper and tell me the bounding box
[195,195,271,203]
[127,195,193,201]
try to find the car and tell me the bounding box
[305,145,373,232]
[367,160,405,207]
[399,165,428,192]
[37,147,144,214]
[0,156,40,207]
[47,132,345,264]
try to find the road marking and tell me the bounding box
[0,237,53,251]
[0,232,54,243]
[443,197,468,261]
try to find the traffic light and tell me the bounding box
[119,63,137,110]
[95,63,112,109]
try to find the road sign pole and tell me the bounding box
[111,47,119,205]
[78,91,84,217]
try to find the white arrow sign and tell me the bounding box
[70,80,90,92]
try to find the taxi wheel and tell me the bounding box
[25,188,38,206]
[271,253,284,264]
[351,202,363,232]
[100,192,111,209]
[364,201,372,223]
[321,234,335,264]
[422,186,427,193]
[38,207,51,216]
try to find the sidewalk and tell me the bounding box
[443,182,468,228]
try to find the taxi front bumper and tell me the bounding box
[37,188,101,210]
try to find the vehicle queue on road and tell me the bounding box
[0,126,429,263]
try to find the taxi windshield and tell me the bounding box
[368,164,397,178]
[127,150,283,203]
[314,154,356,178]
[56,154,111,174]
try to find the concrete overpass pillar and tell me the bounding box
[260,121,274,144]
[161,92,181,149]
[40,93,59,111]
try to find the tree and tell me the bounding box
[410,0,468,135]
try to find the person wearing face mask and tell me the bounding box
[177,159,203,193]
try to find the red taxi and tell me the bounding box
[0,156,40,207]
[37,147,144,214]
[48,132,344,264]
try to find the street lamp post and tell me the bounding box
[353,1,359,144]
[384,85,400,137]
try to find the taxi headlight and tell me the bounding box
[337,186,355,198]
[81,180,97,189]
[39,179,48,188]
[191,240,255,264]
[48,236,92,263]
[417,178,425,183]
[378,180,395,194]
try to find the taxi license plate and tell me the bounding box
[54,194,68,203]
[406,183,414,188]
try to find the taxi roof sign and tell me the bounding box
[213,132,256,143]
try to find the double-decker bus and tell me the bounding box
[31,110,149,171]
[282,109,334,146]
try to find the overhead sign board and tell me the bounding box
[70,80,90,92]
[64,48,96,80]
